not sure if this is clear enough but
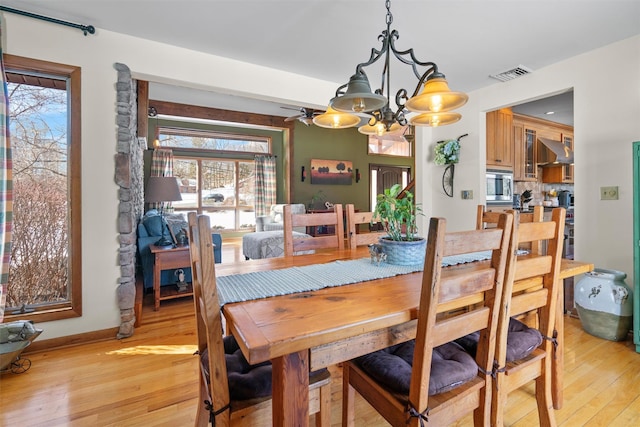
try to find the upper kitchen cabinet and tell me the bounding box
[512,113,574,183]
[513,115,538,181]
[486,108,514,169]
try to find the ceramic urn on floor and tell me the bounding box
[574,268,633,341]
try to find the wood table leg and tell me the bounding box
[553,281,564,409]
[271,350,310,427]
[153,255,161,311]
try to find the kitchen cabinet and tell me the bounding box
[513,118,538,181]
[512,114,574,183]
[486,108,514,169]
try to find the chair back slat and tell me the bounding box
[283,204,344,256]
[345,204,387,249]
[477,204,544,254]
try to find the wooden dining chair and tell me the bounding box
[477,204,544,254]
[471,207,566,426]
[283,203,345,256]
[186,213,332,426]
[342,213,514,427]
[344,203,387,249]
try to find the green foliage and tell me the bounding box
[372,184,423,241]
[434,139,461,165]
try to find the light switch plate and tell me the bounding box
[600,186,619,200]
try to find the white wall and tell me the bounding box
[415,35,640,288]
[3,14,338,340]
[5,12,640,339]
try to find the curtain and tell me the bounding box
[254,155,276,217]
[0,21,12,322]
[148,148,174,211]
[150,148,173,177]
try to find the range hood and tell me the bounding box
[537,137,574,165]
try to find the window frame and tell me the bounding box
[3,54,82,322]
[172,156,256,232]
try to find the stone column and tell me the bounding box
[114,63,145,338]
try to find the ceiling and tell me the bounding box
[4,0,638,127]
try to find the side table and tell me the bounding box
[149,244,192,311]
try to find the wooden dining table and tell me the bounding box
[218,246,593,426]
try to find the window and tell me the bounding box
[4,55,82,321]
[367,125,414,157]
[158,127,266,231]
[159,127,269,154]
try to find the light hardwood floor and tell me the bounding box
[1,238,639,426]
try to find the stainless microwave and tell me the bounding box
[486,170,513,204]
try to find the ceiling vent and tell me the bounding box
[489,65,533,82]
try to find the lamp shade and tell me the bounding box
[409,111,461,127]
[358,121,402,136]
[313,106,361,129]
[145,176,183,203]
[329,72,387,113]
[405,76,468,113]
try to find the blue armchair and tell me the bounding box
[137,211,222,290]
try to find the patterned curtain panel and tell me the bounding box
[0,22,13,322]
[254,155,276,217]
[150,148,173,177]
[148,148,174,210]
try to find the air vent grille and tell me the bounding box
[489,65,533,82]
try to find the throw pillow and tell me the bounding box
[142,214,164,237]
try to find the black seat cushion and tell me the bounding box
[201,335,272,400]
[455,317,543,362]
[355,340,478,395]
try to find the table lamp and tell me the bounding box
[145,176,183,247]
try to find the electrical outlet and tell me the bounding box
[461,190,473,200]
[600,186,619,200]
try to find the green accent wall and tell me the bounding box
[291,122,414,212]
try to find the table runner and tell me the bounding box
[216,250,499,306]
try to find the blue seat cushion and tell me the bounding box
[201,335,272,400]
[455,317,543,362]
[355,340,478,396]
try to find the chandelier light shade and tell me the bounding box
[330,72,388,113]
[312,106,361,129]
[409,111,462,127]
[324,0,468,133]
[404,75,469,113]
[358,121,402,136]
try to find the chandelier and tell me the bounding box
[324,0,468,136]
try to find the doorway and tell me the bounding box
[369,165,411,210]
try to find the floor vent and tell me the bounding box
[489,65,533,82]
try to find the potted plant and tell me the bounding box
[372,183,425,265]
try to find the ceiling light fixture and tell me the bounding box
[312,105,361,129]
[326,0,468,135]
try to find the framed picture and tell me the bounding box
[310,158,353,185]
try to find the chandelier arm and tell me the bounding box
[334,81,349,98]
[388,36,439,83]
[410,67,444,98]
[394,88,409,112]
[354,31,390,75]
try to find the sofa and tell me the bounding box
[255,203,306,232]
[137,211,221,290]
